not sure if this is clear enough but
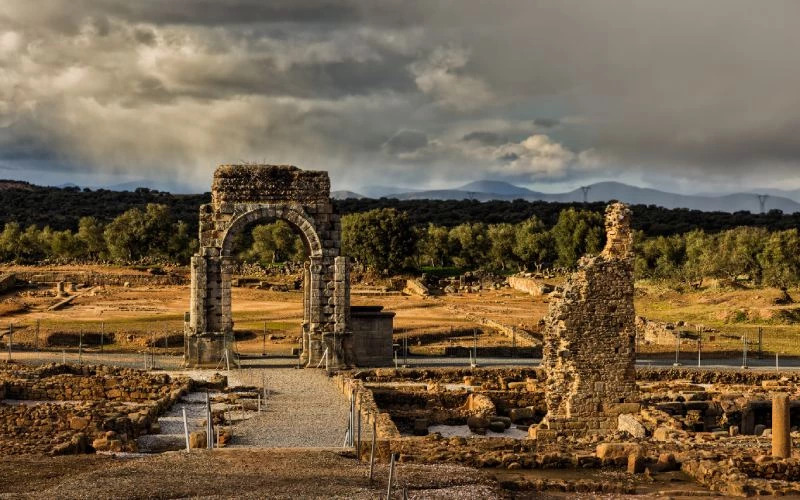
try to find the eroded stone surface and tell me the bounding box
[534,203,638,439]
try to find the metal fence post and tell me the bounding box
[510,328,518,358]
[673,330,681,366]
[758,326,763,359]
[182,407,190,452]
[357,408,362,459]
[369,418,377,484]
[386,454,396,500]
[697,340,701,367]
[741,332,748,369]
[6,323,12,362]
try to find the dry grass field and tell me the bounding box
[635,281,800,358]
[1,265,800,359]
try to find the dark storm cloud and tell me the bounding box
[533,118,559,129]
[462,131,506,146]
[2,0,800,192]
[382,130,429,155]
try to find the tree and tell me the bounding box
[77,216,106,259]
[758,229,800,293]
[682,230,714,287]
[550,208,604,268]
[649,234,686,280]
[168,220,197,264]
[487,223,517,270]
[513,216,554,270]
[0,222,24,261]
[341,208,417,274]
[417,223,450,267]
[103,203,174,262]
[20,225,47,262]
[245,220,305,264]
[448,223,490,269]
[49,229,83,260]
[713,227,767,283]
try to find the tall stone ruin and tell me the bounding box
[185,165,350,368]
[532,202,639,440]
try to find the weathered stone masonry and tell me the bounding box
[533,202,639,439]
[185,165,350,367]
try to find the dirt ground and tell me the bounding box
[3,265,800,358]
[0,265,545,355]
[0,449,501,499]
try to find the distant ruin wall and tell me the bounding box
[636,316,679,345]
[508,276,552,296]
[0,274,16,293]
[534,203,639,440]
[14,271,186,286]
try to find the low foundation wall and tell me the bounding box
[15,271,187,286]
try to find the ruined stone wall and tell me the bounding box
[211,164,330,206]
[0,363,191,455]
[534,202,638,439]
[636,316,680,345]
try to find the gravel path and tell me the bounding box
[224,367,351,448]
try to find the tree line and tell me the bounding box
[0,204,195,264]
[2,185,800,292]
[635,226,800,291]
[342,209,800,293]
[2,181,800,237]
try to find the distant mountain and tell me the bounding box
[331,190,365,200]
[359,185,422,198]
[456,180,535,197]
[0,180,35,191]
[747,188,800,204]
[104,179,194,194]
[385,179,800,213]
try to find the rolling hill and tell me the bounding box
[359,180,800,214]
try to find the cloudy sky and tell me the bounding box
[1,1,799,194]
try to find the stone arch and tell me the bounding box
[219,204,323,259]
[184,165,351,368]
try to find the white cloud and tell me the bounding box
[409,46,493,112]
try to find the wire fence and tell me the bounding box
[391,325,540,367]
[635,324,800,369]
[3,317,791,370]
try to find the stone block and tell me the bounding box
[596,443,642,461]
[618,413,646,438]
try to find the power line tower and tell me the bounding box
[757,194,769,214]
[580,186,591,203]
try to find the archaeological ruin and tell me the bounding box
[532,202,639,440]
[184,164,392,368]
